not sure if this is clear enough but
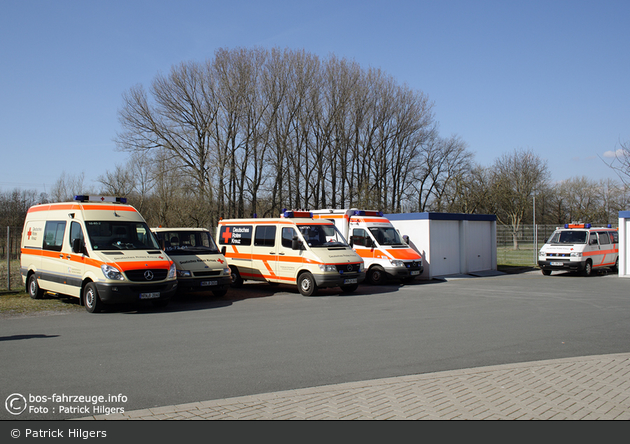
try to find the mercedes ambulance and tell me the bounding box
[217,210,365,296]
[311,209,423,284]
[538,223,619,276]
[20,196,177,312]
[151,227,231,297]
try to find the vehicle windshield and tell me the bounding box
[85,221,161,251]
[548,230,587,245]
[154,230,219,254]
[368,226,405,246]
[297,224,348,248]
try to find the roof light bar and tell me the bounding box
[74,195,127,204]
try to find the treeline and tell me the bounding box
[2,47,629,246]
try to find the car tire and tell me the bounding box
[583,260,593,277]
[84,282,103,313]
[541,269,551,276]
[298,272,317,296]
[367,266,386,285]
[340,283,358,293]
[230,266,243,287]
[28,274,44,299]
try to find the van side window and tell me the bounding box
[254,226,276,247]
[43,221,66,252]
[589,233,598,246]
[282,227,297,248]
[610,231,619,244]
[218,225,252,246]
[598,232,610,245]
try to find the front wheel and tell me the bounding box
[230,266,243,287]
[582,260,593,277]
[84,282,103,313]
[298,272,317,296]
[612,257,619,272]
[28,274,44,299]
[541,269,551,276]
[340,283,358,293]
[367,266,386,285]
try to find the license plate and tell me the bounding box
[411,270,420,275]
[140,292,160,299]
[550,262,563,266]
[201,280,218,287]
[344,278,358,284]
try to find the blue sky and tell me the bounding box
[1,0,629,194]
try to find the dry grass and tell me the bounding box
[0,291,83,318]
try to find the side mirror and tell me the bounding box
[221,246,227,255]
[292,237,304,250]
[72,238,84,254]
[365,237,374,248]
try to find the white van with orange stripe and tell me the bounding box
[20,195,177,312]
[311,209,423,284]
[538,223,619,276]
[217,211,365,296]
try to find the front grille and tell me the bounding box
[335,263,360,273]
[125,269,168,282]
[546,253,571,258]
[193,270,221,277]
[406,261,422,268]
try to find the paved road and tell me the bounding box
[2,269,630,420]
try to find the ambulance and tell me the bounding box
[311,209,423,284]
[538,223,619,276]
[20,196,177,312]
[217,210,365,296]
[151,227,231,297]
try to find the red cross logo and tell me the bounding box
[221,227,232,244]
[27,228,32,240]
[217,258,224,264]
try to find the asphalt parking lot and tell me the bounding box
[2,268,630,420]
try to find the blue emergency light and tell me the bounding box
[74,195,127,204]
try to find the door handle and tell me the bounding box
[278,252,285,255]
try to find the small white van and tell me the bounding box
[538,223,619,276]
[217,211,365,296]
[151,227,231,297]
[20,195,177,312]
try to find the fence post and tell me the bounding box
[6,226,10,291]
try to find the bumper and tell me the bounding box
[538,260,585,272]
[314,272,366,288]
[94,280,178,304]
[385,266,424,279]
[176,276,232,291]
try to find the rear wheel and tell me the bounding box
[28,274,43,299]
[612,257,619,272]
[298,272,317,296]
[84,282,103,313]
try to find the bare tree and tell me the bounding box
[491,148,549,249]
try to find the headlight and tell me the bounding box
[167,263,177,279]
[539,250,545,258]
[223,268,231,275]
[318,264,337,272]
[570,252,582,257]
[390,260,405,267]
[359,262,364,272]
[101,264,124,280]
[177,270,192,278]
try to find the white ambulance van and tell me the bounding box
[538,223,619,276]
[311,209,423,284]
[151,227,231,297]
[20,195,177,312]
[217,210,365,296]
